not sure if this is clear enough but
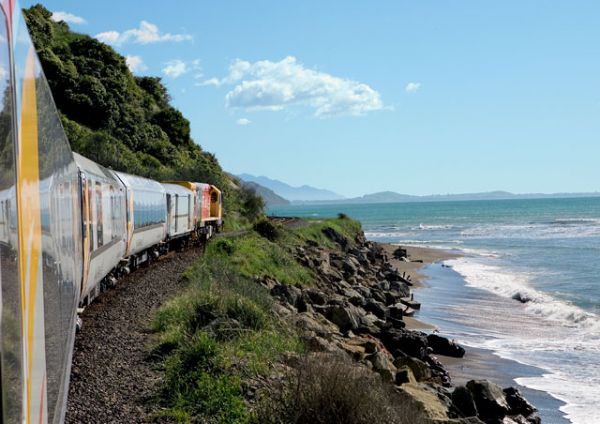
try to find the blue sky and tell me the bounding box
[23,1,600,197]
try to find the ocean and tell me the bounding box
[268,197,600,424]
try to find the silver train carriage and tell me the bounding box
[73,153,127,306]
[162,183,194,241]
[0,2,83,423]
[112,171,167,266]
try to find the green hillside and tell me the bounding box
[23,4,262,226]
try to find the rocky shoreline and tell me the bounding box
[263,225,541,424]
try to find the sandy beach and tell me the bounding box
[380,244,460,287]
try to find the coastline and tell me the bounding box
[378,242,570,424]
[379,243,458,331]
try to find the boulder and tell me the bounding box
[466,380,510,422]
[378,280,391,291]
[342,258,358,277]
[452,386,478,417]
[394,367,415,385]
[380,328,429,359]
[425,354,452,387]
[390,280,411,297]
[511,292,531,304]
[356,313,385,334]
[322,227,348,249]
[293,312,339,336]
[393,247,408,259]
[387,317,406,329]
[364,299,387,319]
[384,291,402,306]
[353,285,372,299]
[503,387,536,418]
[393,356,431,382]
[427,334,466,358]
[342,287,365,306]
[303,335,340,353]
[366,351,396,382]
[324,305,360,332]
[388,303,405,320]
[371,289,387,304]
[303,288,328,306]
[271,284,302,307]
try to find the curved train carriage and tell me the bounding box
[0,3,223,423]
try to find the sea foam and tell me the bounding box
[444,255,600,424]
[446,258,600,332]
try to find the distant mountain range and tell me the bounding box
[294,190,600,205]
[241,181,290,206]
[237,174,600,205]
[237,174,345,202]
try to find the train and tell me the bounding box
[74,153,222,307]
[0,3,222,423]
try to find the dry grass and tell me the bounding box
[255,353,425,424]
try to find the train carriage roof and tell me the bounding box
[73,152,119,182]
[113,170,166,193]
[162,183,195,197]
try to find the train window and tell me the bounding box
[211,192,218,203]
[88,183,94,251]
[95,182,103,248]
[133,190,164,229]
[110,185,120,241]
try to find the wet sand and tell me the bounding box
[380,244,460,287]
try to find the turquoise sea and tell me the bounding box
[269,197,600,424]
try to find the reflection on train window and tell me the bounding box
[133,190,165,229]
[110,186,123,241]
[95,181,103,248]
[88,182,94,251]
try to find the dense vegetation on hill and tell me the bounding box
[23,5,262,226]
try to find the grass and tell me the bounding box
[152,255,303,422]
[151,216,364,422]
[208,233,313,287]
[287,216,362,249]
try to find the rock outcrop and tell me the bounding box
[264,227,541,424]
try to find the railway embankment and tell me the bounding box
[65,247,204,423]
[147,217,541,423]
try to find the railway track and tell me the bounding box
[65,247,203,423]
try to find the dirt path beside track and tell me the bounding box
[65,247,202,424]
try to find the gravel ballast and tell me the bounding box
[65,247,202,423]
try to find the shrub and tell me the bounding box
[214,238,235,255]
[253,219,282,241]
[255,354,423,424]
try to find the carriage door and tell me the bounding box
[166,193,172,237]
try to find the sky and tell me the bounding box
[22,0,600,198]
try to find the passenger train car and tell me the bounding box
[0,3,223,423]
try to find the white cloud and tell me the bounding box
[162,60,188,78]
[51,11,86,25]
[237,118,252,126]
[96,21,192,46]
[202,56,383,117]
[196,77,221,87]
[125,55,147,73]
[405,82,421,93]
